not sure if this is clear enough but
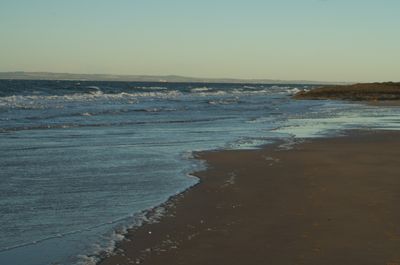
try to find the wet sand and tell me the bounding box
[98,130,400,265]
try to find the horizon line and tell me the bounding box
[0,71,355,84]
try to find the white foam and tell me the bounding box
[275,103,400,138]
[86,86,101,90]
[191,87,211,92]
[286,87,301,94]
[0,90,183,109]
[194,90,227,96]
[208,97,239,105]
[76,255,98,265]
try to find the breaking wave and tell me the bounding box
[0,91,182,109]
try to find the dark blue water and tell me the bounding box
[1,80,400,265]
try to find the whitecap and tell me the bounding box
[0,90,182,109]
[286,88,301,94]
[208,97,240,105]
[191,87,211,93]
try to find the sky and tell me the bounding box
[0,0,399,82]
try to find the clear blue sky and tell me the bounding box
[1,0,399,82]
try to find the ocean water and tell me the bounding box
[1,80,400,265]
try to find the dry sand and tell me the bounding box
[98,130,400,265]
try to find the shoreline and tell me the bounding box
[98,130,400,265]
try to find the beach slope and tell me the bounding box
[99,131,400,265]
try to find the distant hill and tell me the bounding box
[0,71,344,85]
[294,82,400,101]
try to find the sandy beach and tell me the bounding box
[98,130,400,265]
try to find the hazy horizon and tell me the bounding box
[1,0,399,82]
[0,70,353,84]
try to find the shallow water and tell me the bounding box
[1,80,400,265]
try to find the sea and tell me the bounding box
[1,80,400,265]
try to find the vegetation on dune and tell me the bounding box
[294,82,400,101]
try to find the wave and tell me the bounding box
[0,204,168,257]
[86,86,102,92]
[0,181,193,265]
[0,116,235,133]
[191,90,227,96]
[208,97,240,105]
[0,90,182,109]
[133,107,177,113]
[75,205,170,265]
[2,107,179,124]
[285,88,301,94]
[231,89,274,95]
[190,87,211,93]
[134,86,168,90]
[189,86,289,96]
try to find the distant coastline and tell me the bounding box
[294,82,400,101]
[0,71,345,85]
